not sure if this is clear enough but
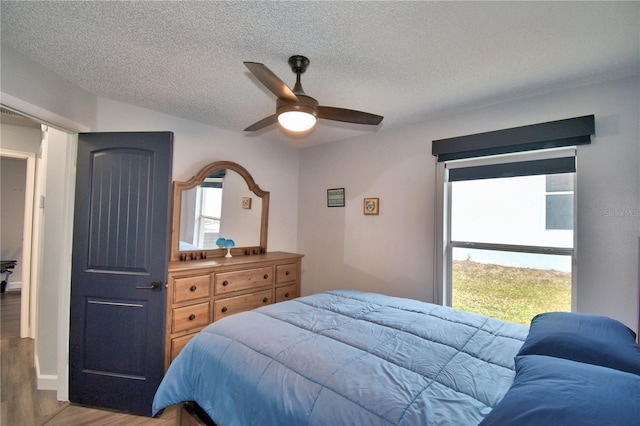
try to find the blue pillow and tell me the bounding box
[479,355,640,426]
[517,311,640,375]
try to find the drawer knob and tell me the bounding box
[263,274,269,279]
[222,280,229,286]
[285,271,290,276]
[284,292,290,298]
[221,307,228,313]
[188,314,196,321]
[190,285,197,292]
[263,297,268,303]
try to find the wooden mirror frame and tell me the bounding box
[170,161,269,261]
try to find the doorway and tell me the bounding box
[0,107,40,339]
[0,105,78,401]
[0,156,27,337]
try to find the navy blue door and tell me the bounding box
[70,132,173,416]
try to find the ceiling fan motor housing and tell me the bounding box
[276,94,319,118]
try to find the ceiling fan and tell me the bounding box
[243,55,383,132]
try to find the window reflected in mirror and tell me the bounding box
[178,168,262,251]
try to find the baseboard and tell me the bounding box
[7,281,22,291]
[35,353,58,391]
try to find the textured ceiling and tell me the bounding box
[1,1,638,148]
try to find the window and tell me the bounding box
[194,178,223,248]
[448,162,574,324]
[432,116,593,324]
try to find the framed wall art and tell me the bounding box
[363,197,379,215]
[327,188,345,207]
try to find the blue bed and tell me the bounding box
[153,290,529,425]
[153,290,640,425]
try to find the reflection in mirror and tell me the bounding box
[171,161,269,261]
[179,169,261,250]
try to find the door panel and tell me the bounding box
[84,299,147,377]
[70,132,172,416]
[87,149,153,272]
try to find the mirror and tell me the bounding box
[170,161,269,261]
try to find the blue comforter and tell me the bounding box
[153,290,528,425]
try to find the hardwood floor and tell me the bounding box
[1,291,177,425]
[44,404,177,426]
[1,291,21,340]
[1,337,69,425]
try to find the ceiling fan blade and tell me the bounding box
[244,62,298,102]
[244,114,278,132]
[317,106,383,125]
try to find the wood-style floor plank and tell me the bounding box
[44,404,176,425]
[1,291,21,340]
[1,337,68,425]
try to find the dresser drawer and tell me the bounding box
[214,266,273,295]
[276,263,298,284]
[213,289,273,321]
[172,302,210,333]
[170,333,196,362]
[173,274,211,303]
[275,284,298,302]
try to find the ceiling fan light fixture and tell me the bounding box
[278,110,317,132]
[243,55,383,133]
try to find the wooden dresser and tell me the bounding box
[164,251,303,370]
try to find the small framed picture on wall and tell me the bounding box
[327,188,345,207]
[363,197,379,215]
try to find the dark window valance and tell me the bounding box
[432,115,594,162]
[201,182,223,188]
[201,168,226,188]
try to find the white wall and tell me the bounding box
[298,76,640,334]
[0,122,42,152]
[297,125,436,302]
[0,44,96,130]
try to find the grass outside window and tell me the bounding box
[452,260,571,325]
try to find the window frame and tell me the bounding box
[434,148,578,311]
